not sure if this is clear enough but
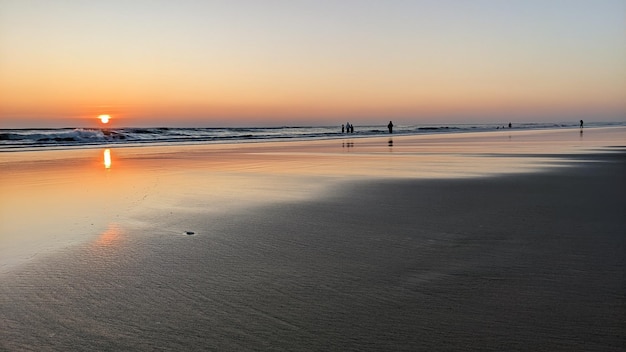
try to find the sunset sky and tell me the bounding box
[1,0,624,128]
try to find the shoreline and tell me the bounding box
[1,124,623,153]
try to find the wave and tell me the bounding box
[1,121,623,151]
[1,129,107,142]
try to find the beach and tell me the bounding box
[1,127,625,351]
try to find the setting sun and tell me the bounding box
[99,115,110,124]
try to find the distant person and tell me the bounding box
[342,124,345,133]
[387,121,393,134]
[508,122,512,129]
[350,124,354,133]
[580,120,584,129]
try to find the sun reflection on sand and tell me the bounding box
[104,149,112,169]
[95,224,122,248]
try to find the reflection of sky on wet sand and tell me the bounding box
[0,148,149,271]
[1,127,624,271]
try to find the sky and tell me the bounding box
[1,0,625,128]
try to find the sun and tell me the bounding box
[99,114,110,124]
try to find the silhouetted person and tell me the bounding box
[342,124,345,133]
[350,124,354,133]
[508,122,512,129]
[580,120,584,129]
[387,121,393,133]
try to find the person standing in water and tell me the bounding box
[580,120,584,129]
[387,121,394,134]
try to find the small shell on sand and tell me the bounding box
[185,231,195,235]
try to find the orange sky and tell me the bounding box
[1,0,624,128]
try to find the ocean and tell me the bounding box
[2,121,620,151]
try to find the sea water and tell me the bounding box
[2,121,620,151]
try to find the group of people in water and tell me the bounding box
[342,121,395,134]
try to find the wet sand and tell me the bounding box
[1,127,625,351]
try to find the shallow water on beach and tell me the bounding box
[1,127,624,271]
[0,147,332,271]
[1,127,625,351]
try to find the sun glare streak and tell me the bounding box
[104,149,112,169]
